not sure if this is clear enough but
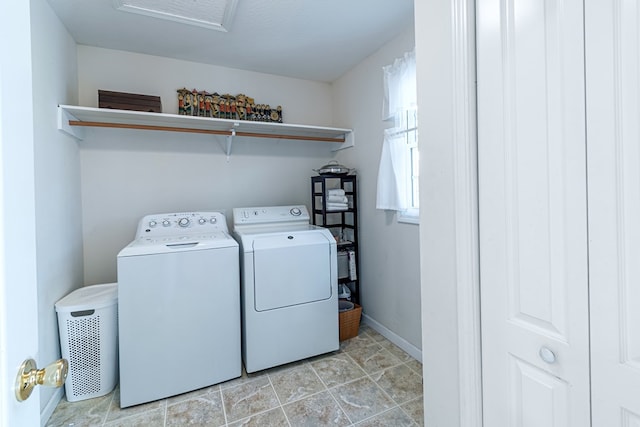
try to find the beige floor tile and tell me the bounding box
[228,407,289,426]
[354,407,417,427]
[269,365,326,404]
[362,327,387,343]
[330,377,394,423]
[103,408,165,426]
[45,392,112,427]
[339,334,375,353]
[371,364,423,405]
[405,359,423,376]
[283,390,351,426]
[347,343,403,374]
[379,340,414,362]
[401,397,425,426]
[166,383,221,405]
[310,353,366,388]
[49,328,426,427]
[165,392,226,426]
[221,376,280,422]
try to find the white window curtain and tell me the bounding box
[376,49,416,211]
[376,128,411,210]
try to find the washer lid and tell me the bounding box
[118,231,238,257]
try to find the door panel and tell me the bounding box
[586,0,640,425]
[477,0,590,425]
[509,356,569,427]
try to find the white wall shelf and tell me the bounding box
[58,105,354,157]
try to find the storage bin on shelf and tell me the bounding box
[339,300,362,341]
[55,283,118,402]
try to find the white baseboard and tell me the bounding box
[361,314,422,362]
[40,387,64,427]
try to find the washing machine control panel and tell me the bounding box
[232,205,310,226]
[136,211,227,237]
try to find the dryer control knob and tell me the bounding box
[198,218,206,225]
[290,207,302,216]
[149,220,157,228]
[209,217,217,224]
[178,218,190,227]
[162,220,171,227]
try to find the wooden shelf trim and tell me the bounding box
[67,120,346,143]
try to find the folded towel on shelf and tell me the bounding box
[327,188,346,196]
[326,195,348,204]
[326,202,349,211]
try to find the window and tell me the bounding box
[397,108,419,224]
[376,49,419,224]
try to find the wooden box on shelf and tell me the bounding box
[98,90,162,113]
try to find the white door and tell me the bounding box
[477,0,591,425]
[585,1,640,425]
[0,1,42,425]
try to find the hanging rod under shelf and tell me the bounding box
[67,120,346,143]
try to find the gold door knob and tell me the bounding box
[15,358,68,402]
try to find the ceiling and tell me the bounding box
[47,0,415,83]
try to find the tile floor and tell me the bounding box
[47,325,424,426]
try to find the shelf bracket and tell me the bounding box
[57,106,85,140]
[332,130,355,151]
[225,128,236,161]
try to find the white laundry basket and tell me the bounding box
[55,283,118,402]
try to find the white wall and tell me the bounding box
[76,47,338,285]
[332,28,420,350]
[30,0,83,419]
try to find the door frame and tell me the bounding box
[0,0,42,425]
[416,0,482,425]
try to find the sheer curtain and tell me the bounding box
[376,49,417,211]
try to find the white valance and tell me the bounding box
[382,49,417,122]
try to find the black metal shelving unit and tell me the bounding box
[311,174,359,305]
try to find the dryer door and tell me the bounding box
[252,232,333,311]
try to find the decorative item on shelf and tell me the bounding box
[197,91,206,117]
[177,88,193,116]
[193,89,202,116]
[99,90,162,113]
[177,88,189,115]
[176,88,283,122]
[204,92,213,117]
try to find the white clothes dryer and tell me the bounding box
[117,212,240,407]
[232,205,339,373]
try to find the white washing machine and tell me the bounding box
[232,205,339,373]
[117,211,240,407]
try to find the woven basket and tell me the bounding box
[339,303,362,341]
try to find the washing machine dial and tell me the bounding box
[290,207,302,216]
[178,218,190,227]
[209,217,217,224]
[162,220,171,227]
[148,220,157,228]
[198,218,206,225]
